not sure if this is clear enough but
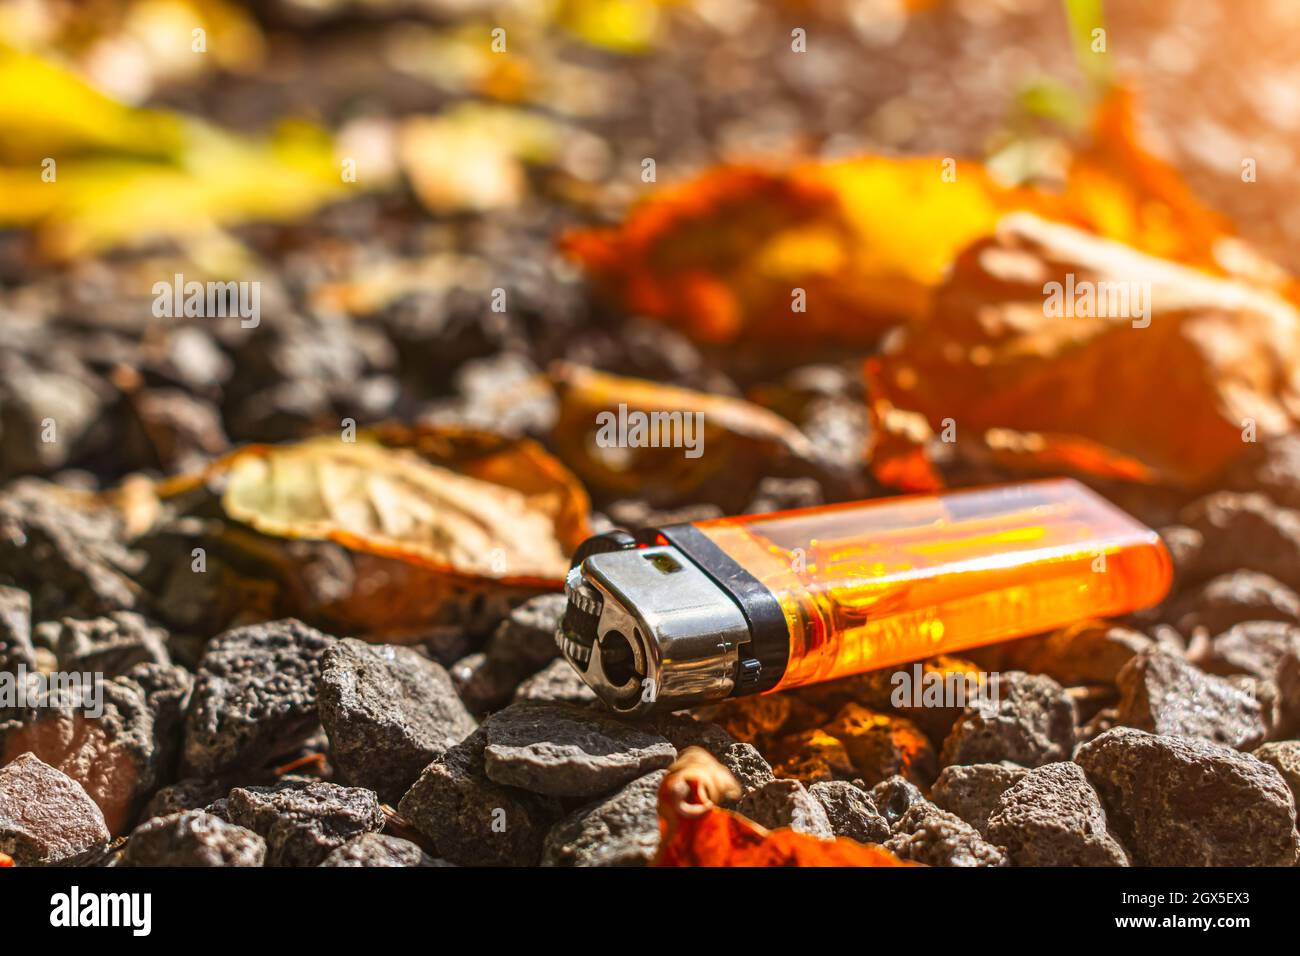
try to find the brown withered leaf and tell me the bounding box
[655,747,912,867]
[549,362,819,511]
[867,213,1300,489]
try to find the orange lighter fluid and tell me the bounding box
[556,478,1171,716]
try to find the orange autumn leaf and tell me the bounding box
[1059,87,1234,274]
[655,747,913,867]
[867,213,1300,488]
[563,87,1260,350]
[562,158,1037,346]
[0,851,13,867]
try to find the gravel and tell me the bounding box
[0,752,110,865]
[1252,741,1300,809]
[0,585,34,675]
[1202,621,1300,680]
[40,611,171,677]
[318,832,444,867]
[1115,649,1267,749]
[511,657,599,706]
[225,780,385,867]
[734,778,834,838]
[542,770,666,866]
[808,780,890,844]
[1170,571,1300,636]
[869,775,929,830]
[1179,492,1300,591]
[1076,727,1299,866]
[124,809,266,866]
[398,727,563,866]
[318,638,477,802]
[825,703,937,787]
[940,672,1076,768]
[884,803,1008,867]
[1003,622,1152,685]
[182,619,335,777]
[480,700,676,798]
[985,762,1129,866]
[930,762,1029,837]
[0,667,191,834]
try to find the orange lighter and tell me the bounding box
[556,478,1171,716]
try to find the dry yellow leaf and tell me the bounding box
[221,438,572,582]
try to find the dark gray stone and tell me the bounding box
[930,762,1028,837]
[542,770,665,867]
[124,809,265,866]
[883,803,1007,867]
[398,728,562,866]
[318,638,477,802]
[1172,572,1300,637]
[1115,649,1266,750]
[735,778,833,838]
[318,832,443,867]
[0,752,110,864]
[183,619,335,777]
[985,762,1129,866]
[142,776,237,820]
[41,611,170,677]
[451,652,520,713]
[481,700,675,798]
[1076,727,1299,866]
[940,672,1076,768]
[0,482,141,619]
[869,774,928,829]
[1203,621,1300,680]
[808,780,889,844]
[225,780,384,867]
[512,657,598,706]
[1179,492,1300,591]
[486,594,564,674]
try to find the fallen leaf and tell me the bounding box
[562,87,1271,349]
[126,427,591,642]
[867,213,1300,488]
[552,0,680,53]
[562,159,1034,345]
[549,361,819,510]
[219,431,585,582]
[1060,87,1234,274]
[655,747,913,867]
[0,45,345,259]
